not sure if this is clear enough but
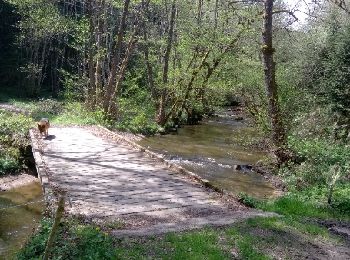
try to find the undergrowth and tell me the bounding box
[10,98,161,135]
[115,97,160,135]
[0,110,33,174]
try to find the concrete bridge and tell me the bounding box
[30,126,271,236]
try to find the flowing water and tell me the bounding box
[139,110,277,199]
[0,181,43,259]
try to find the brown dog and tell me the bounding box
[37,118,50,138]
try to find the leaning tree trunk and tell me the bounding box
[103,0,131,114]
[156,0,176,126]
[87,0,96,108]
[107,33,137,115]
[95,0,106,106]
[214,0,219,30]
[141,0,157,100]
[262,0,286,162]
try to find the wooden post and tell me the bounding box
[43,194,65,260]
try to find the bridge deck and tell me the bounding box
[32,126,269,235]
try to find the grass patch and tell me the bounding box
[18,219,117,260]
[238,192,261,208]
[17,218,53,259]
[226,227,270,260]
[238,188,349,221]
[246,217,329,238]
[116,229,231,259]
[262,196,331,219]
[52,102,107,126]
[19,215,345,260]
[258,191,350,221]
[9,99,104,125]
[7,98,161,135]
[164,230,228,259]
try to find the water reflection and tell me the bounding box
[0,181,43,259]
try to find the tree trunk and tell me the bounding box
[262,0,286,160]
[198,29,243,106]
[103,0,131,113]
[156,0,176,126]
[197,0,203,25]
[52,52,59,97]
[178,50,210,115]
[107,33,137,115]
[214,0,219,30]
[328,0,350,15]
[87,1,96,108]
[141,0,156,99]
[95,0,105,106]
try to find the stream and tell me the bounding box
[139,109,277,199]
[0,181,43,259]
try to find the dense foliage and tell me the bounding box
[0,110,32,174]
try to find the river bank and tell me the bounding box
[0,172,38,192]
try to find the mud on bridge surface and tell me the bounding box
[30,126,272,236]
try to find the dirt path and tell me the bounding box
[0,103,30,115]
[31,126,274,235]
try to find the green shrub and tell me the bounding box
[0,111,32,144]
[60,69,88,102]
[18,219,116,260]
[53,102,108,126]
[64,226,116,259]
[117,112,160,135]
[281,136,350,190]
[0,110,33,174]
[0,148,21,173]
[238,192,260,208]
[31,98,64,120]
[17,218,52,259]
[116,97,160,135]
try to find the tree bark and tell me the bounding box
[103,0,131,113]
[214,0,219,30]
[262,0,286,160]
[178,50,210,115]
[141,0,156,100]
[107,33,138,115]
[197,0,203,25]
[328,0,350,15]
[95,0,105,106]
[198,30,243,105]
[87,0,96,108]
[156,0,176,126]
